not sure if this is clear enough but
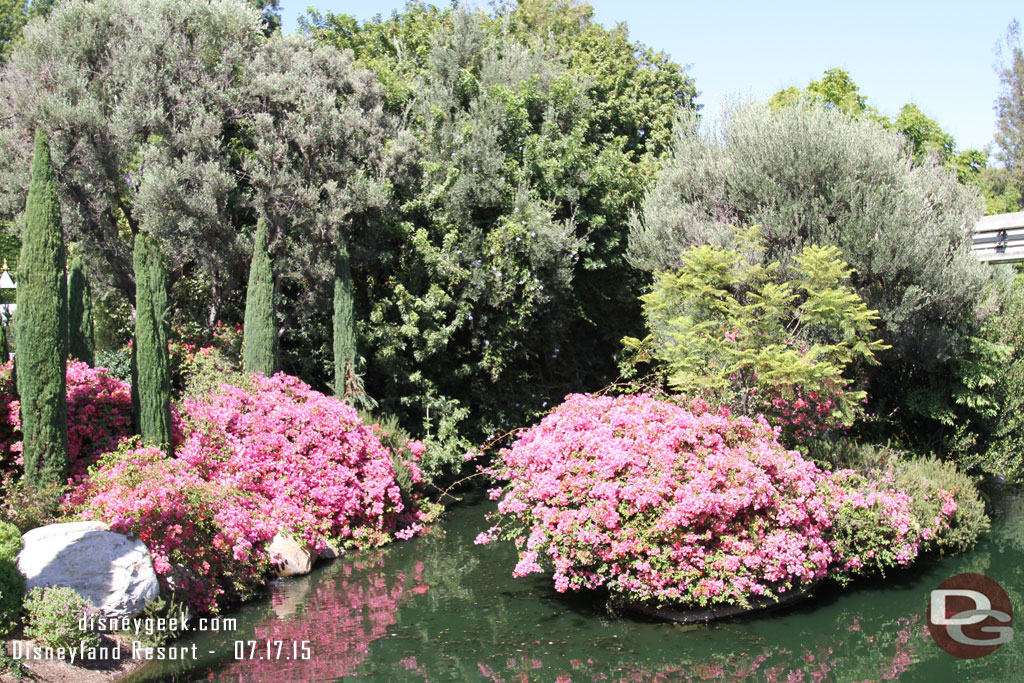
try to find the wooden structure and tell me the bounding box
[974,212,1024,264]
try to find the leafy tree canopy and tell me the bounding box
[0,0,393,344]
[300,1,698,447]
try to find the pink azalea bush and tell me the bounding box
[0,360,182,479]
[66,443,278,612]
[177,373,406,551]
[481,393,966,608]
[67,372,416,612]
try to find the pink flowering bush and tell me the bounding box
[482,393,837,607]
[66,372,421,613]
[482,393,975,608]
[0,361,182,479]
[66,443,278,612]
[177,373,406,552]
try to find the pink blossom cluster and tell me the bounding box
[66,445,278,612]
[483,394,958,607]
[176,373,406,553]
[0,361,182,479]
[767,380,845,440]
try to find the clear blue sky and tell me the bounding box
[279,1,1020,153]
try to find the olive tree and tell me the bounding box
[630,102,989,445]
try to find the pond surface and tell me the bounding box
[125,488,1024,682]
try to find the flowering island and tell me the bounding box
[479,393,987,612]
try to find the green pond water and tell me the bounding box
[123,488,1024,682]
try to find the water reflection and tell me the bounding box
[214,556,428,682]
[129,489,1023,682]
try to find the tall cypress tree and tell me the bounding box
[333,237,356,398]
[242,218,277,376]
[132,232,173,454]
[67,254,94,366]
[16,130,68,486]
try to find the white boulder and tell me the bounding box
[17,521,159,617]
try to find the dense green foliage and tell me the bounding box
[23,585,101,650]
[943,270,1024,479]
[630,102,989,450]
[0,0,266,318]
[0,520,19,559]
[133,232,173,454]
[0,558,22,636]
[16,130,67,487]
[0,518,22,637]
[242,219,277,376]
[0,0,55,64]
[625,227,887,439]
[302,1,697,450]
[809,440,989,557]
[771,68,991,206]
[333,238,357,399]
[67,253,94,366]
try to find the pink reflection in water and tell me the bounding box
[216,557,427,682]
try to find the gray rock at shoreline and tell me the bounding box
[17,521,160,617]
[268,533,316,577]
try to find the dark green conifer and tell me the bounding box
[67,254,94,365]
[16,130,68,486]
[333,237,356,398]
[132,231,173,454]
[242,218,278,376]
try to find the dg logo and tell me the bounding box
[928,573,1014,659]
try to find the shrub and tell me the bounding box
[69,373,423,612]
[68,254,96,366]
[133,232,174,454]
[821,467,923,579]
[0,559,23,636]
[482,393,838,608]
[174,322,245,400]
[242,218,278,377]
[95,347,131,382]
[66,443,278,613]
[178,373,405,551]
[894,455,989,555]
[0,520,21,560]
[0,477,66,533]
[624,226,888,440]
[630,103,988,449]
[22,585,101,650]
[0,360,181,480]
[483,394,978,607]
[16,131,69,488]
[807,439,989,557]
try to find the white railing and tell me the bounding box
[974,211,1024,264]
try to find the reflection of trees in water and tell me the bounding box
[464,613,932,682]
[951,490,1024,679]
[214,552,427,682]
[414,525,481,608]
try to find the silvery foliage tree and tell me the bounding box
[241,32,404,383]
[0,0,391,333]
[630,103,989,439]
[0,0,262,320]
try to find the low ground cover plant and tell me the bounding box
[22,586,101,650]
[481,393,986,608]
[0,522,23,636]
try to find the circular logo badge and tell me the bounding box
[928,573,1014,659]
